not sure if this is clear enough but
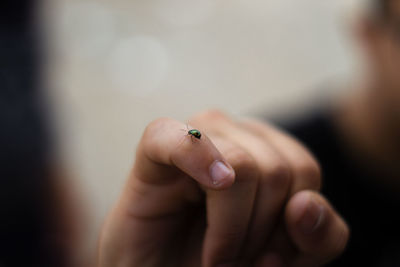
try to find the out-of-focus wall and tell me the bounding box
[41,0,364,253]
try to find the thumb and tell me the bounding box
[285,190,350,266]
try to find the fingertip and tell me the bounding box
[169,128,234,189]
[285,191,349,261]
[286,191,325,236]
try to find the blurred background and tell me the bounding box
[37,0,364,259]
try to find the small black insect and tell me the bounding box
[181,124,202,142]
[187,129,201,140]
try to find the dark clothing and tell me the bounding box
[277,110,400,266]
[0,1,65,266]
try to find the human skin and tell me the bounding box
[336,0,400,184]
[97,110,349,267]
[95,2,400,266]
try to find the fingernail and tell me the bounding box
[210,160,234,186]
[299,197,325,234]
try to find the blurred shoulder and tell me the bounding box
[265,107,339,158]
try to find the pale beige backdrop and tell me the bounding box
[41,0,364,255]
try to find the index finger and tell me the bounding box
[134,117,235,189]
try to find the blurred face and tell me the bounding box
[363,1,400,106]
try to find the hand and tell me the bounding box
[97,110,349,267]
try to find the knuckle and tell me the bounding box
[225,147,259,181]
[294,159,322,190]
[141,117,171,156]
[262,160,292,191]
[143,117,170,139]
